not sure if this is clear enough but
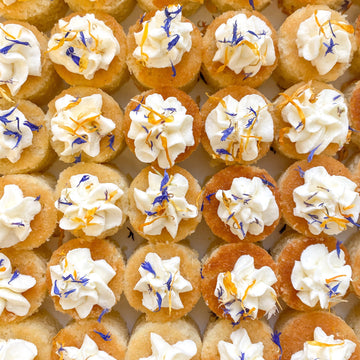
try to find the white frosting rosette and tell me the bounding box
[133,5,193,68]
[0,339,37,360]
[50,247,116,319]
[47,14,120,80]
[0,23,41,95]
[213,13,275,76]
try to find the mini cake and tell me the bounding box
[0,311,59,360]
[276,5,355,88]
[202,318,280,360]
[202,10,279,90]
[0,0,68,32]
[127,6,202,92]
[275,310,360,360]
[55,163,129,239]
[47,86,125,164]
[47,12,128,92]
[201,242,279,324]
[124,87,201,169]
[272,231,351,311]
[350,15,360,76]
[202,165,280,243]
[0,249,46,323]
[0,174,57,250]
[348,80,360,149]
[46,237,125,320]
[124,243,201,322]
[126,318,202,360]
[64,0,135,22]
[273,81,350,160]
[278,0,345,16]
[128,166,202,243]
[0,21,59,105]
[201,86,274,165]
[137,0,202,17]
[210,0,270,13]
[0,99,55,175]
[278,155,360,239]
[51,313,128,360]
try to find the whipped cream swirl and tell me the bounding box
[215,255,277,322]
[0,253,36,316]
[293,166,360,235]
[0,184,41,248]
[281,87,348,155]
[0,339,37,360]
[291,327,356,360]
[296,10,353,75]
[140,333,197,360]
[291,243,351,309]
[213,13,275,76]
[48,14,120,80]
[133,5,193,68]
[56,174,124,237]
[2,0,17,5]
[218,328,264,360]
[50,247,116,319]
[134,170,198,238]
[206,94,273,162]
[215,176,279,240]
[51,94,115,157]
[0,23,41,95]
[57,334,116,360]
[128,94,194,168]
[134,252,192,312]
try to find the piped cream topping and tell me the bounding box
[296,10,353,75]
[215,255,277,322]
[134,252,192,312]
[133,5,193,68]
[213,13,276,76]
[55,174,124,237]
[50,247,116,319]
[128,93,194,168]
[293,166,360,235]
[205,94,273,162]
[290,327,356,360]
[133,170,198,238]
[0,339,37,360]
[0,184,41,248]
[47,14,120,80]
[139,333,197,360]
[280,87,349,155]
[215,176,279,240]
[0,253,36,317]
[218,328,265,360]
[0,23,41,96]
[51,94,115,157]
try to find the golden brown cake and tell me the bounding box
[278,0,345,15]
[47,86,125,164]
[127,6,202,92]
[343,232,360,298]
[137,0,203,17]
[347,80,360,149]
[202,10,279,90]
[202,165,280,243]
[350,15,360,76]
[210,0,270,13]
[124,243,201,322]
[46,237,125,320]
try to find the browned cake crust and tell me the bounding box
[201,242,278,320]
[137,0,203,17]
[200,85,273,165]
[49,12,128,93]
[123,87,201,167]
[124,243,201,322]
[211,0,270,13]
[201,10,279,90]
[202,318,280,360]
[273,231,350,311]
[46,237,125,320]
[273,81,350,160]
[278,0,344,15]
[127,12,202,92]
[51,313,128,360]
[278,155,357,239]
[128,165,202,243]
[350,15,360,75]
[202,165,280,243]
[47,86,125,164]
[275,310,360,360]
[349,80,360,148]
